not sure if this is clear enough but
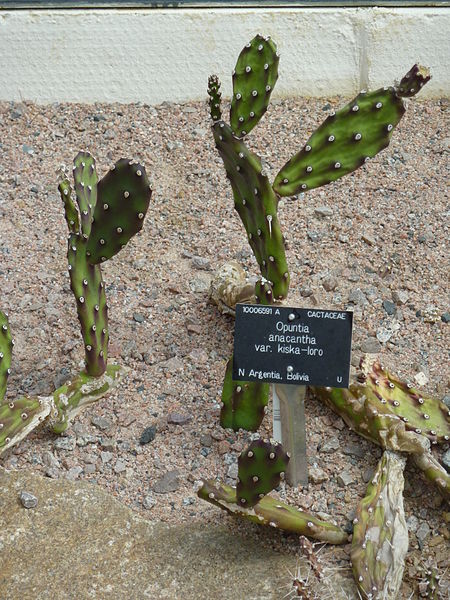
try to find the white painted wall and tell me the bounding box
[0,8,448,103]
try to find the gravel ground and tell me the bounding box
[0,96,449,598]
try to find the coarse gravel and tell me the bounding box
[0,96,449,597]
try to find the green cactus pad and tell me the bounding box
[73,151,98,237]
[220,357,269,431]
[254,279,274,305]
[230,34,279,138]
[273,86,408,196]
[198,480,348,544]
[0,396,52,456]
[0,311,12,404]
[351,451,408,600]
[67,233,108,377]
[51,364,124,434]
[237,439,289,507]
[86,159,152,264]
[207,74,222,123]
[213,121,290,300]
[396,64,431,98]
[362,362,450,444]
[58,179,80,234]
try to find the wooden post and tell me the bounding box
[273,384,308,486]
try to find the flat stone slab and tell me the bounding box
[0,469,295,599]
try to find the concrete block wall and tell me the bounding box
[0,7,449,102]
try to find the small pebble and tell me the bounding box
[143,493,156,510]
[91,416,111,431]
[133,313,145,323]
[153,470,180,494]
[139,426,157,445]
[382,300,396,315]
[360,337,381,353]
[168,412,192,425]
[19,491,38,509]
[319,437,340,453]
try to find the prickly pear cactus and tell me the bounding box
[221,357,269,431]
[0,311,12,403]
[58,152,151,377]
[198,479,347,544]
[0,314,52,456]
[312,361,450,500]
[0,396,52,455]
[236,439,289,507]
[351,451,408,600]
[230,34,279,138]
[209,37,430,309]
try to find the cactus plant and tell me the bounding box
[198,439,347,544]
[209,35,430,311]
[58,153,151,378]
[312,360,450,501]
[208,35,430,433]
[0,312,52,454]
[0,153,151,456]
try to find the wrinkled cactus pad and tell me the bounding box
[212,121,289,300]
[361,361,450,444]
[230,34,279,138]
[220,356,269,431]
[397,64,431,98]
[0,311,12,403]
[237,439,289,507]
[351,451,409,600]
[87,159,152,264]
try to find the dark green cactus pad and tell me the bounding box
[273,87,407,196]
[0,396,52,455]
[237,439,289,507]
[0,311,12,404]
[59,179,80,234]
[73,151,98,237]
[213,121,290,300]
[230,34,279,138]
[86,159,152,264]
[397,64,431,98]
[207,74,222,123]
[220,356,269,431]
[198,480,348,544]
[362,361,450,444]
[67,234,108,377]
[254,279,274,305]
